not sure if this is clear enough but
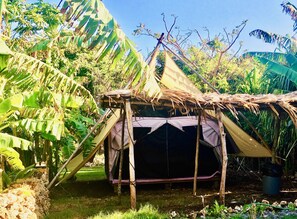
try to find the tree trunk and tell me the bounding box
[45,140,54,181]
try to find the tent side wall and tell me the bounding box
[107,117,221,184]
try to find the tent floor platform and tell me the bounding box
[111,171,220,185]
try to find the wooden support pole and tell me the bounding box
[193,113,201,196]
[118,104,126,202]
[216,108,228,204]
[125,98,136,210]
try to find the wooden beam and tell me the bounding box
[216,108,228,204]
[125,98,137,210]
[193,113,201,195]
[118,104,126,202]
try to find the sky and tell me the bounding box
[102,0,294,58]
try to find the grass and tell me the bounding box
[59,166,106,182]
[90,204,167,219]
[46,166,213,218]
[46,166,297,219]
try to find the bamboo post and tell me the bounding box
[118,104,126,202]
[125,98,136,209]
[193,113,201,195]
[216,108,228,204]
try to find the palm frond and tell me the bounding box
[0,145,24,170]
[281,1,297,30]
[1,52,98,113]
[249,29,295,51]
[28,34,85,53]
[244,51,297,71]
[256,56,297,85]
[16,118,64,140]
[243,52,287,63]
[0,93,24,114]
[0,133,31,150]
[59,0,147,86]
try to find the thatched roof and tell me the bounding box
[100,89,297,126]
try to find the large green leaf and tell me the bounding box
[0,38,12,55]
[17,118,64,140]
[0,145,24,170]
[0,133,31,150]
[245,51,297,85]
[59,0,147,87]
[256,56,297,85]
[281,1,297,31]
[1,52,98,113]
[249,29,296,52]
[0,38,12,71]
[0,94,24,114]
[244,51,297,70]
[244,52,287,62]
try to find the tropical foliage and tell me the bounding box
[247,1,297,165]
[0,0,148,185]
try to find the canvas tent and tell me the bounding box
[106,111,270,185]
[52,47,297,209]
[107,116,222,184]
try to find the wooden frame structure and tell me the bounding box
[100,89,297,207]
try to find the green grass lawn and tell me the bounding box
[46,165,208,218]
[46,166,297,219]
[74,166,106,181]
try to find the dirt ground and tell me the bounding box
[48,172,297,218]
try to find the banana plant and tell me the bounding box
[281,1,297,31]
[27,0,148,87]
[244,51,297,88]
[0,94,31,170]
[249,30,297,53]
[0,39,98,172]
[247,1,297,164]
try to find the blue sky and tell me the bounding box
[43,0,295,57]
[103,0,294,58]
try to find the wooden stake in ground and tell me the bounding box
[216,108,228,204]
[193,113,201,196]
[125,98,136,210]
[118,104,126,202]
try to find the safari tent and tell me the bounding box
[103,51,273,185]
[51,47,297,209]
[106,113,269,185]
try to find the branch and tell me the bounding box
[222,20,247,53]
[162,13,178,42]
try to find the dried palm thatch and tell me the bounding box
[100,89,297,127]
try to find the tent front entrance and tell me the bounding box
[106,116,222,184]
